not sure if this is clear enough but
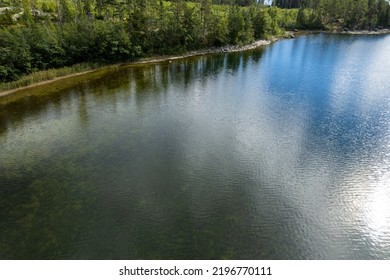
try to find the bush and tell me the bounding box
[61,19,136,64]
[22,24,66,70]
[0,27,32,82]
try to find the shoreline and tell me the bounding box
[292,28,390,36]
[331,28,390,35]
[0,39,274,98]
[1,28,389,98]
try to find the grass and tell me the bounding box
[0,63,100,92]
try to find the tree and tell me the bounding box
[0,28,32,82]
[252,8,273,38]
[228,6,253,45]
[21,0,33,25]
[275,0,304,8]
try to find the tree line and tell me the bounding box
[276,0,390,29]
[0,0,285,83]
[0,0,389,83]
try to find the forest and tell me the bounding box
[0,0,389,84]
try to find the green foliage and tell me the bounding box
[275,0,303,8]
[0,8,14,25]
[58,0,75,23]
[228,6,245,44]
[301,0,390,30]
[23,23,65,70]
[0,19,138,82]
[252,8,274,38]
[0,63,97,92]
[21,0,33,25]
[1,0,389,85]
[0,28,32,82]
[206,10,229,46]
[62,19,135,63]
[41,1,56,13]
[227,6,254,45]
[266,6,284,35]
[296,8,323,29]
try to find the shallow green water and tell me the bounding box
[1,34,390,259]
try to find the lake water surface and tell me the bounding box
[1,34,390,259]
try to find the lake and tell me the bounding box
[1,34,390,259]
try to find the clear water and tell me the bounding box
[1,34,390,259]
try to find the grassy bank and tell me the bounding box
[0,63,101,93]
[0,38,275,98]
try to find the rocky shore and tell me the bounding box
[134,39,276,66]
[336,28,390,35]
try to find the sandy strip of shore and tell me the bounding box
[0,39,273,98]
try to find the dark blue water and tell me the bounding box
[1,34,390,259]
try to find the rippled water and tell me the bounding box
[1,34,390,259]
